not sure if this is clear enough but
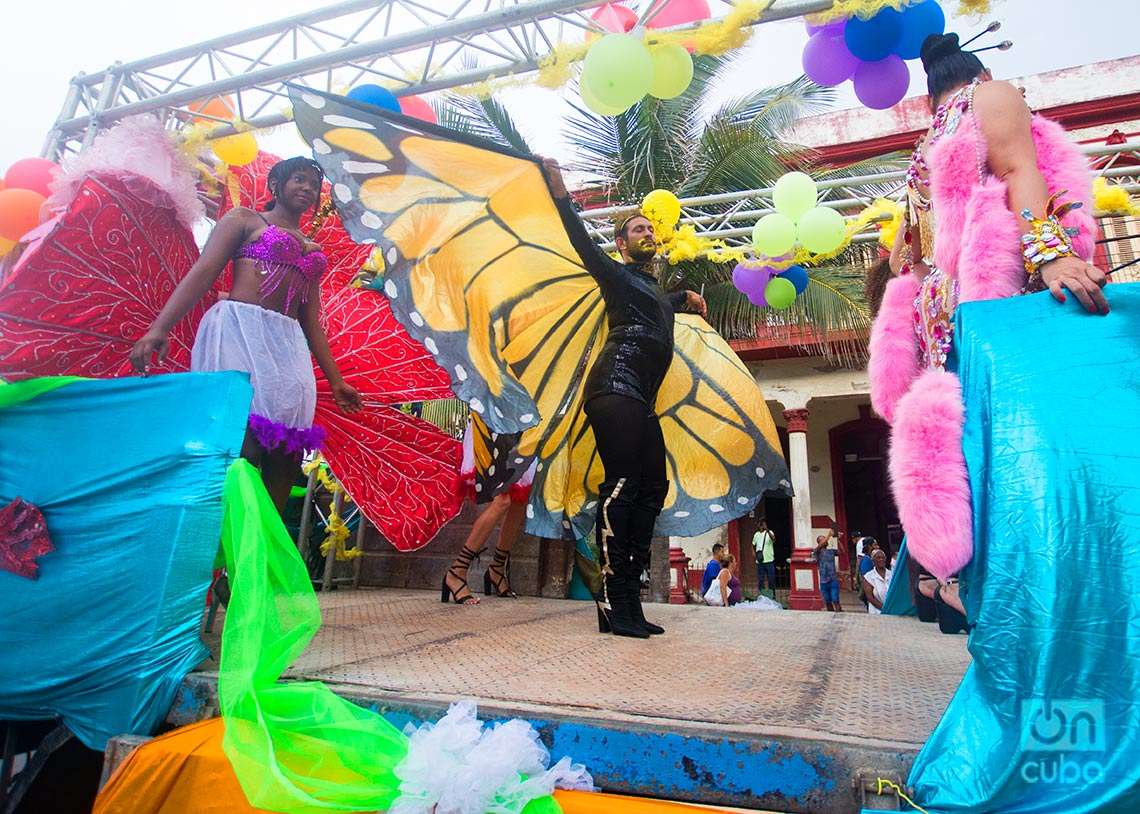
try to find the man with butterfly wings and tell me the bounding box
[289,86,792,640]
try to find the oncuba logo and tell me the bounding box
[1020,699,1106,785]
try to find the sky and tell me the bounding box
[2,0,1137,165]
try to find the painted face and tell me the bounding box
[275,166,322,213]
[618,215,656,263]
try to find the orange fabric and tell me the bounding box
[94,718,270,814]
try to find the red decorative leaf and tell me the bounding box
[0,176,214,379]
[0,498,53,579]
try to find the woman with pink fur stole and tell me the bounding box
[867,32,1108,581]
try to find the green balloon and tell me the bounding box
[773,171,818,220]
[765,276,797,310]
[583,33,653,109]
[648,44,694,100]
[797,206,846,254]
[580,81,628,116]
[751,213,797,258]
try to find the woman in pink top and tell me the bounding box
[131,157,360,510]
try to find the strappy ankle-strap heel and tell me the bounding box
[441,545,484,605]
[483,549,518,598]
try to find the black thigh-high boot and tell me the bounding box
[627,479,667,635]
[594,477,649,638]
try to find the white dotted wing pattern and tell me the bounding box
[289,85,598,436]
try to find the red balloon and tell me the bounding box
[646,0,710,28]
[591,3,638,33]
[5,158,60,198]
[0,188,48,242]
[398,95,437,125]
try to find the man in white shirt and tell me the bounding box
[752,519,776,597]
[862,548,893,615]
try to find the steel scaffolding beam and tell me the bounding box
[42,0,833,159]
[579,139,1140,249]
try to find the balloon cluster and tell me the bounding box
[345,85,438,126]
[0,157,60,259]
[734,172,845,310]
[187,97,261,167]
[801,0,946,109]
[731,262,807,310]
[579,0,710,116]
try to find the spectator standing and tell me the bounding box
[813,530,842,612]
[752,519,776,597]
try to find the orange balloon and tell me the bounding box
[0,188,47,242]
[188,96,236,122]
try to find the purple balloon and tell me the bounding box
[853,55,911,110]
[805,18,845,36]
[746,287,768,308]
[802,32,860,87]
[732,263,772,299]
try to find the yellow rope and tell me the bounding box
[876,778,930,814]
[302,457,363,562]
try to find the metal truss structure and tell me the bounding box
[43,0,1140,263]
[579,138,1140,249]
[42,0,831,159]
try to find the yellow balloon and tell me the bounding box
[642,188,681,229]
[0,236,15,258]
[212,132,259,167]
[580,82,628,117]
[648,44,694,100]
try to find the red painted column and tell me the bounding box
[783,408,822,611]
[668,546,690,604]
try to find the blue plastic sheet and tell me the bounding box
[881,538,916,616]
[909,285,1140,812]
[0,373,250,749]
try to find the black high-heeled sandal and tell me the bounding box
[441,545,483,605]
[483,549,518,598]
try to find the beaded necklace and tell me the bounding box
[905,79,983,211]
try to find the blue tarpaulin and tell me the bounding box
[881,538,916,616]
[909,284,1140,812]
[0,373,250,749]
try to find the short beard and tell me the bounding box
[627,244,657,264]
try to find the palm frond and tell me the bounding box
[711,74,835,136]
[437,94,533,154]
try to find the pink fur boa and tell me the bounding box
[928,113,1096,303]
[47,116,204,233]
[868,274,921,424]
[888,369,972,579]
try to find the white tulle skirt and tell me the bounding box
[191,299,324,455]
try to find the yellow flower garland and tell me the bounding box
[1093,177,1140,216]
[645,197,903,268]
[300,458,364,562]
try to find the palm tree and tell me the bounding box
[439,55,902,366]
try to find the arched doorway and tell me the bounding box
[829,405,900,586]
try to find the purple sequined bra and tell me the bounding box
[236,223,328,313]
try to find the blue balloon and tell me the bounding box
[896,0,946,60]
[778,264,810,295]
[346,84,401,113]
[844,7,904,62]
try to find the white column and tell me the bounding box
[783,408,821,610]
[784,408,812,552]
